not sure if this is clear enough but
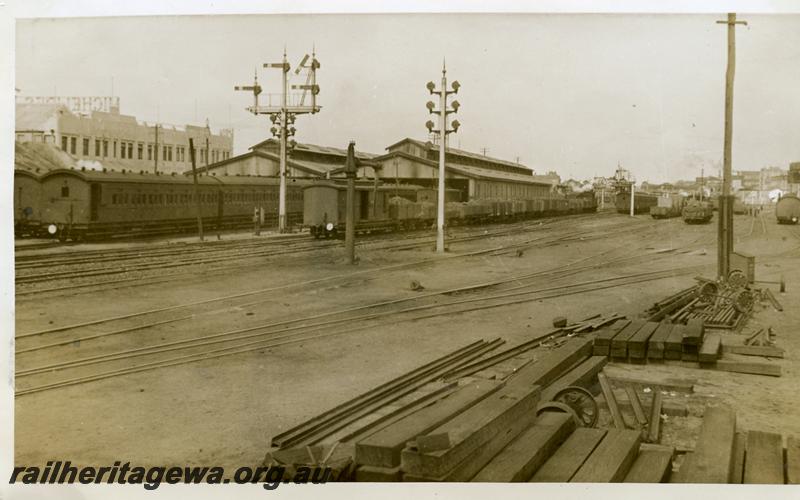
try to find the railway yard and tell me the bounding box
[13,207,800,482]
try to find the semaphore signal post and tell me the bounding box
[235,48,321,233]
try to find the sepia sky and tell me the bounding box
[14,13,800,183]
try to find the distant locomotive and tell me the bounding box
[710,196,747,214]
[304,180,597,238]
[776,193,800,224]
[37,168,305,241]
[682,199,714,224]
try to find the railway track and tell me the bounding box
[16,214,659,340]
[15,212,602,268]
[14,263,708,397]
[15,218,714,396]
[15,212,617,289]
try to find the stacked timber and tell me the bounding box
[261,314,619,479]
[261,332,793,482]
[264,324,682,483]
[592,319,692,362]
[671,404,793,484]
[590,317,782,376]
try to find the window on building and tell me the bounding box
[103,140,109,157]
[61,185,69,197]
[82,138,89,156]
[147,144,153,161]
[113,141,117,158]
[138,143,144,160]
[120,142,126,159]
[70,137,77,154]
[128,142,133,159]
[163,146,167,161]
[95,139,101,157]
[61,135,68,151]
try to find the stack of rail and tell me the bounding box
[261,327,793,481]
[667,281,754,330]
[262,314,690,483]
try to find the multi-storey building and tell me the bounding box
[15,96,234,174]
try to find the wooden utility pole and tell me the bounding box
[716,13,747,280]
[188,138,204,242]
[153,124,159,173]
[216,188,223,240]
[701,167,705,201]
[345,141,357,264]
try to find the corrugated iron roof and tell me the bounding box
[14,141,76,174]
[385,137,534,173]
[249,138,378,160]
[41,168,224,185]
[376,150,553,187]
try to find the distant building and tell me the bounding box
[790,162,800,185]
[695,175,722,195]
[15,97,234,174]
[372,138,556,201]
[195,137,558,201]
[191,139,379,178]
[737,170,761,190]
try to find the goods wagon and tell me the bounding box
[776,194,800,224]
[650,194,684,219]
[615,191,658,215]
[305,178,597,238]
[14,169,42,236]
[303,181,423,238]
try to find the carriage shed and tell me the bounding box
[371,138,557,202]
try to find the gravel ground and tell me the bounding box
[13,209,800,470]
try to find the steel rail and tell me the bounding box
[18,264,705,377]
[15,265,709,397]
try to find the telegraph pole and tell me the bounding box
[153,124,159,173]
[716,13,747,281]
[425,61,461,254]
[345,141,357,264]
[235,48,320,233]
[701,167,705,201]
[189,138,204,242]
